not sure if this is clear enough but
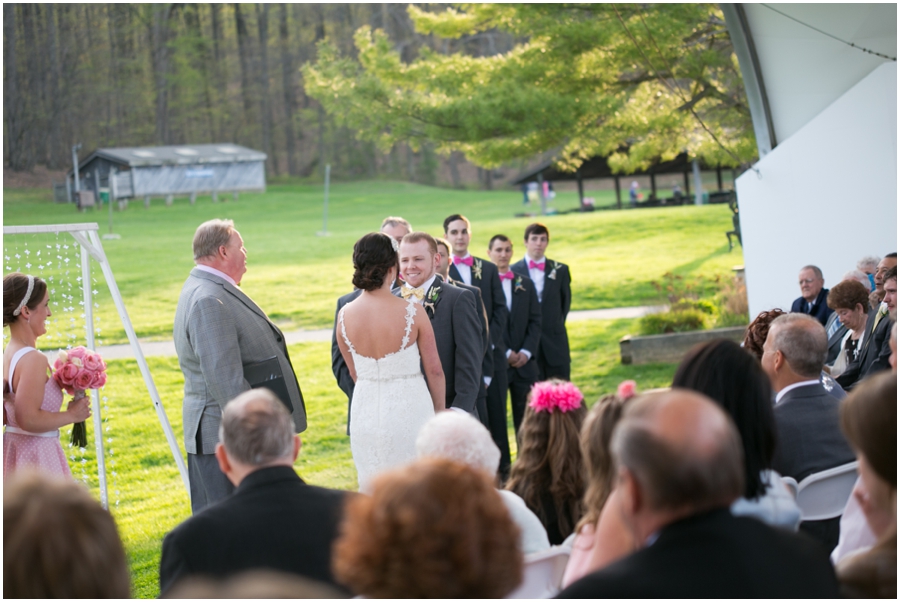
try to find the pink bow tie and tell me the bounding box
[454,255,474,267]
[499,271,514,281]
[529,260,545,270]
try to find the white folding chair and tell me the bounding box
[506,544,571,599]
[786,462,858,522]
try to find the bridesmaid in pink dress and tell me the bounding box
[3,273,91,479]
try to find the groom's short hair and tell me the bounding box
[219,389,294,466]
[401,232,438,255]
[193,219,236,261]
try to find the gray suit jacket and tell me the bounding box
[393,275,482,413]
[771,382,854,482]
[174,268,306,454]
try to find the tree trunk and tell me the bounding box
[45,3,63,168]
[20,4,39,169]
[234,4,254,118]
[151,5,174,145]
[448,151,462,189]
[4,4,24,170]
[279,4,298,176]
[210,4,226,141]
[256,3,277,174]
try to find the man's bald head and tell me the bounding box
[612,389,745,513]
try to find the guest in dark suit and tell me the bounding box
[435,237,492,427]
[331,216,411,434]
[790,265,833,326]
[397,232,482,414]
[487,234,541,439]
[159,388,349,596]
[557,389,840,599]
[836,266,897,390]
[762,313,855,551]
[510,223,571,380]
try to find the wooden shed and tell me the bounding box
[66,143,267,205]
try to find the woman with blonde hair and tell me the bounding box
[505,379,587,545]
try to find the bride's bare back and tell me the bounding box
[340,293,419,359]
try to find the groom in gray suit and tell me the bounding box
[397,232,482,415]
[174,219,306,513]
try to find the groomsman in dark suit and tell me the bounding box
[511,223,571,380]
[435,237,492,427]
[397,232,483,415]
[331,217,411,433]
[487,235,542,473]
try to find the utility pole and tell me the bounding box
[71,143,83,200]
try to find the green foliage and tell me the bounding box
[639,308,709,334]
[304,3,757,171]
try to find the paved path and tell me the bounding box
[97,304,667,360]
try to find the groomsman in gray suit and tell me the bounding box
[397,232,482,414]
[174,219,306,513]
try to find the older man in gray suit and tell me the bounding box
[174,219,306,513]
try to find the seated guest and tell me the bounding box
[672,339,801,530]
[837,265,896,390]
[762,313,855,551]
[857,255,881,286]
[791,264,833,326]
[557,390,840,598]
[505,379,587,545]
[836,372,897,598]
[562,382,637,587]
[744,308,845,399]
[159,389,350,595]
[162,569,345,599]
[332,458,523,598]
[414,411,550,554]
[869,253,897,310]
[4,471,130,598]
[824,271,872,360]
[826,280,872,376]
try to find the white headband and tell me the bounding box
[12,275,34,317]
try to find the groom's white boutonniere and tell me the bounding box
[473,258,483,280]
[423,285,440,317]
[514,275,525,293]
[548,260,560,280]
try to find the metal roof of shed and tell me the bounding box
[70,143,266,172]
[510,151,725,185]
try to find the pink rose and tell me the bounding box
[57,362,80,385]
[617,380,637,400]
[67,346,87,360]
[83,353,104,372]
[74,369,93,390]
[89,372,107,389]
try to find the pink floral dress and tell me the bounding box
[3,347,71,479]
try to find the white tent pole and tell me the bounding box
[78,238,109,509]
[85,229,191,498]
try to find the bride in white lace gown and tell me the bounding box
[337,233,445,493]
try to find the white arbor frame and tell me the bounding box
[3,223,189,507]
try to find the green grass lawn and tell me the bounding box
[3,180,742,597]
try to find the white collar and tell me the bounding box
[775,379,821,404]
[195,264,237,287]
[405,274,437,292]
[525,253,546,264]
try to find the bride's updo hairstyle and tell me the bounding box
[352,233,399,291]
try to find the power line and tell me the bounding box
[761,4,896,61]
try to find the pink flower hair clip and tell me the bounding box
[617,380,637,400]
[529,380,584,414]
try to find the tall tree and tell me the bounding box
[234,4,254,118]
[255,3,276,174]
[150,4,176,144]
[304,4,757,173]
[279,3,298,175]
[45,3,64,167]
[4,4,25,170]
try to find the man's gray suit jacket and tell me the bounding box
[392,275,482,413]
[174,268,306,454]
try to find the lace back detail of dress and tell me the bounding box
[338,307,357,355]
[400,299,416,350]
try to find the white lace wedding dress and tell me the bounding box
[340,300,435,493]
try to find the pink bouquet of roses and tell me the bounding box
[53,346,107,447]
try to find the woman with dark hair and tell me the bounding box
[3,273,91,479]
[672,339,801,529]
[827,280,872,376]
[836,372,896,598]
[333,458,523,598]
[506,379,587,545]
[336,233,445,493]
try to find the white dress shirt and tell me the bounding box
[195,264,237,287]
[453,254,473,285]
[404,275,437,304]
[525,253,546,301]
